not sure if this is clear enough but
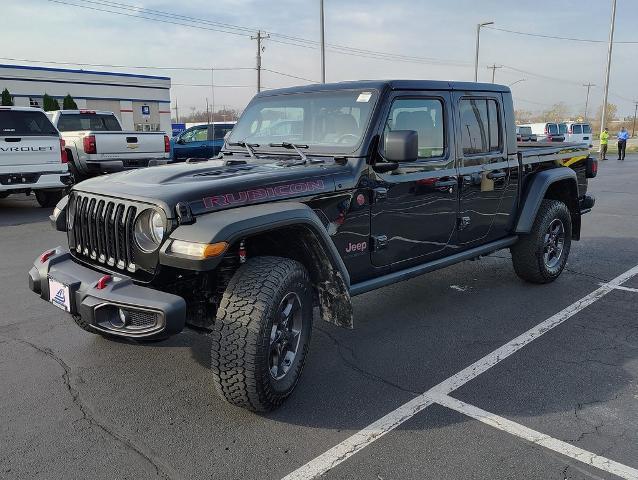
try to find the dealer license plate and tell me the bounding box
[48,277,71,312]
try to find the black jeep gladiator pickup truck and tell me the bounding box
[29,80,597,412]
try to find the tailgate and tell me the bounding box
[0,135,62,168]
[94,132,165,158]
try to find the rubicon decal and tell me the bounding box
[202,179,326,209]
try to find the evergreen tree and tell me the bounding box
[42,93,61,111]
[1,88,12,106]
[62,93,78,110]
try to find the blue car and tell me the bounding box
[170,123,235,161]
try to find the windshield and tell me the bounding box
[518,126,532,135]
[227,89,378,154]
[547,124,559,135]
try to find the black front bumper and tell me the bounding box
[28,247,186,339]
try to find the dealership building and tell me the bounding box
[0,64,172,133]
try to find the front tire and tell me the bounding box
[511,199,572,284]
[210,256,313,412]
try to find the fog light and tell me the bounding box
[111,308,130,328]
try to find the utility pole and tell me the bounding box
[583,83,595,119]
[173,99,179,123]
[487,64,502,84]
[251,30,269,93]
[319,0,326,83]
[600,0,616,136]
[474,21,494,82]
[633,101,638,137]
[211,67,216,144]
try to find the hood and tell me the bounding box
[74,157,343,218]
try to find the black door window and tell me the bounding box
[383,98,445,159]
[460,98,501,155]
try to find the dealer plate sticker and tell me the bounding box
[48,278,71,312]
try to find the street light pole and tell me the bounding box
[600,0,616,136]
[508,78,527,87]
[474,21,494,82]
[633,101,638,137]
[320,0,326,83]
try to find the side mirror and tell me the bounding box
[176,138,185,145]
[384,130,418,162]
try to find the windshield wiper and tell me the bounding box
[227,140,259,158]
[269,142,308,162]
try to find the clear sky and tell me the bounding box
[3,0,637,118]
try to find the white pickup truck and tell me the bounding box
[47,110,170,181]
[0,106,70,207]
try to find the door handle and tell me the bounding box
[434,179,457,188]
[487,171,507,180]
[373,187,388,202]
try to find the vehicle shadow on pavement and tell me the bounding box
[126,236,637,439]
[0,194,52,226]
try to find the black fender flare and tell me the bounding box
[160,201,354,328]
[515,167,578,234]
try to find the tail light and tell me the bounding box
[164,135,170,153]
[60,138,68,163]
[586,157,598,178]
[83,135,96,154]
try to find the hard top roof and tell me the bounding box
[256,79,511,97]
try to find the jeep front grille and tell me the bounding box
[69,194,138,272]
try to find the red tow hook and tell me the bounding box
[96,275,112,290]
[39,250,56,263]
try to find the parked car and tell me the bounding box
[47,110,170,181]
[171,122,236,161]
[30,80,597,412]
[0,106,70,207]
[516,125,537,142]
[564,122,593,146]
[521,122,565,142]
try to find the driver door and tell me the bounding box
[174,126,208,160]
[370,92,458,267]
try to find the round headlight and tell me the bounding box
[134,209,165,252]
[149,210,165,244]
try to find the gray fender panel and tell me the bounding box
[515,167,577,234]
[160,201,350,287]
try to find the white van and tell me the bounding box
[519,123,565,142]
[564,122,593,146]
[0,107,70,207]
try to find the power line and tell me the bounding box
[43,0,471,67]
[485,25,638,44]
[262,69,318,83]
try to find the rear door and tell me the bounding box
[0,109,62,169]
[453,93,512,245]
[370,91,458,267]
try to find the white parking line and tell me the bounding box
[282,264,638,480]
[599,283,638,294]
[429,392,638,480]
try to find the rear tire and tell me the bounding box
[210,256,313,412]
[511,199,572,284]
[35,190,64,208]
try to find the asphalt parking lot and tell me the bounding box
[1,156,637,480]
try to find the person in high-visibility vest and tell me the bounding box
[600,128,609,161]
